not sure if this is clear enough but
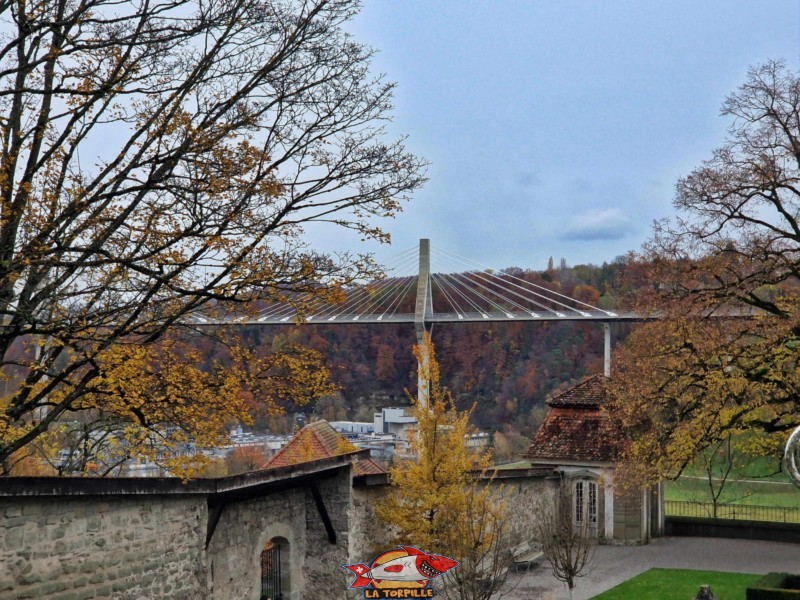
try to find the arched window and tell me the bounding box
[261,537,290,600]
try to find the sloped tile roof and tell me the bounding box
[264,420,356,469]
[547,374,609,408]
[352,458,388,477]
[524,375,626,464]
[523,407,625,463]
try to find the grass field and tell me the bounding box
[591,568,761,600]
[664,476,800,508]
[680,454,788,481]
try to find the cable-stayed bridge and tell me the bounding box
[193,239,631,377]
[194,239,638,325]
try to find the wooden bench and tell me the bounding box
[512,541,544,573]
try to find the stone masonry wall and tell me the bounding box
[303,468,351,594]
[0,466,554,600]
[349,485,390,563]
[205,486,306,600]
[0,463,356,600]
[205,468,352,600]
[347,473,553,566]
[490,475,556,546]
[0,495,206,600]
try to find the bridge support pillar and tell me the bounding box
[415,239,433,407]
[603,322,611,378]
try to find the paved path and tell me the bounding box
[499,537,800,600]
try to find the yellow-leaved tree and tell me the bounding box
[376,334,515,600]
[6,333,337,478]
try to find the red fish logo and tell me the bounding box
[343,546,458,592]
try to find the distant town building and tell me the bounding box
[327,407,417,462]
[328,421,374,435]
[373,407,416,437]
[330,407,489,463]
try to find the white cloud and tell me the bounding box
[561,208,634,241]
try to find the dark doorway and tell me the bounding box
[261,537,289,600]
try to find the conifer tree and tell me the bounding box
[376,334,513,600]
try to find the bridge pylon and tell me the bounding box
[415,239,433,407]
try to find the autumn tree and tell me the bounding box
[0,0,425,473]
[376,334,515,600]
[610,60,800,484]
[225,445,268,476]
[14,334,335,477]
[491,425,530,464]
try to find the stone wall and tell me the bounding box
[0,457,356,600]
[349,485,391,563]
[489,473,557,546]
[346,470,554,565]
[0,461,559,599]
[206,468,351,600]
[207,485,306,600]
[0,495,206,600]
[302,469,352,592]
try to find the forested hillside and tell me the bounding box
[230,259,632,458]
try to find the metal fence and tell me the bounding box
[260,544,282,600]
[665,500,800,524]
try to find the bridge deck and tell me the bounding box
[190,310,644,326]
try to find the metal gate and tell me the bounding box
[260,542,282,600]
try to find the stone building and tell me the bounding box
[0,446,387,600]
[523,374,664,544]
[0,420,554,599]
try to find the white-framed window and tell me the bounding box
[574,480,598,528]
[575,481,584,523]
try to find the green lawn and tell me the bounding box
[664,477,800,508]
[591,568,761,600]
[680,453,787,481]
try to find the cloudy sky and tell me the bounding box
[326,1,800,272]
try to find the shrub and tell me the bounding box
[746,573,800,599]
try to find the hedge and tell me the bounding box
[746,573,800,599]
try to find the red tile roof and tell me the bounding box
[352,458,388,477]
[547,374,609,408]
[264,420,357,469]
[524,375,625,464]
[263,420,387,480]
[523,407,625,463]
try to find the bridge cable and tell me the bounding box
[433,272,495,316]
[431,246,578,313]
[449,269,570,316]
[448,271,536,316]
[309,253,418,321]
[430,275,465,318]
[256,246,419,322]
[432,245,615,316]
[439,271,520,317]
